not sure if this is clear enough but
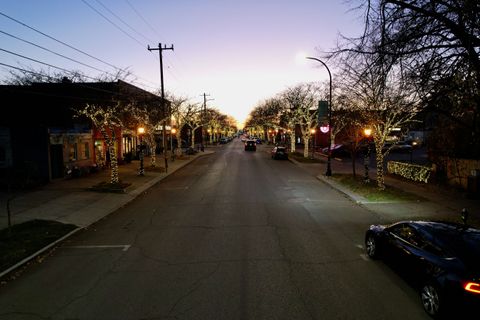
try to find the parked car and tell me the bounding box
[244,140,256,151]
[321,144,349,157]
[271,146,288,160]
[382,141,413,153]
[219,137,228,144]
[365,220,480,317]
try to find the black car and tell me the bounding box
[271,146,288,160]
[321,144,349,158]
[365,221,480,317]
[244,140,256,151]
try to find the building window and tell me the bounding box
[69,143,78,161]
[83,142,90,159]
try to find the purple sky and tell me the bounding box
[0,0,363,126]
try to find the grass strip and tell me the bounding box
[331,174,424,202]
[0,219,77,272]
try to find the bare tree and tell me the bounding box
[126,104,169,168]
[167,94,190,152]
[282,83,320,158]
[182,103,204,147]
[205,108,225,144]
[338,49,421,189]
[337,0,480,157]
[4,67,89,85]
[75,103,126,184]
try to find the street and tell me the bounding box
[0,139,430,320]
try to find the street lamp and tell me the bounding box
[306,56,332,176]
[171,128,176,160]
[310,128,316,159]
[363,128,372,183]
[137,127,145,176]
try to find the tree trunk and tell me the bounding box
[375,145,385,190]
[289,132,296,152]
[175,132,181,150]
[150,144,156,167]
[108,142,119,184]
[191,133,195,148]
[303,136,309,158]
[101,127,119,184]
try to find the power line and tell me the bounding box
[0,62,158,101]
[80,0,145,48]
[0,47,99,81]
[123,0,186,84]
[79,0,180,86]
[0,10,120,71]
[1,47,155,91]
[0,29,107,74]
[0,11,159,89]
[0,31,156,90]
[94,0,153,43]
[125,0,162,39]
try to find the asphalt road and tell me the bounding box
[0,139,431,320]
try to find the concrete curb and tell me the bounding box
[0,151,214,279]
[315,174,368,204]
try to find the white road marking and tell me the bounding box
[64,245,131,251]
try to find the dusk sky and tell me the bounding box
[0,0,363,127]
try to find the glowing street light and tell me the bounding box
[310,128,316,159]
[363,128,372,183]
[171,128,177,158]
[137,127,145,176]
[306,56,333,176]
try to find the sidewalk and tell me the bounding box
[289,152,480,226]
[0,150,215,230]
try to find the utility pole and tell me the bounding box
[201,93,214,147]
[148,43,174,172]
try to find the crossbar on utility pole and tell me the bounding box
[148,43,174,172]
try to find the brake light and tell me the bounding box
[464,282,480,294]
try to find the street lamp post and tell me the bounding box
[137,127,145,176]
[363,128,372,183]
[306,56,332,176]
[171,128,176,161]
[310,128,316,159]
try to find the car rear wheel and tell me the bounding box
[365,234,379,259]
[421,283,442,318]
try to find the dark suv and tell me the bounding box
[244,140,256,151]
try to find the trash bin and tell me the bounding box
[467,169,480,199]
